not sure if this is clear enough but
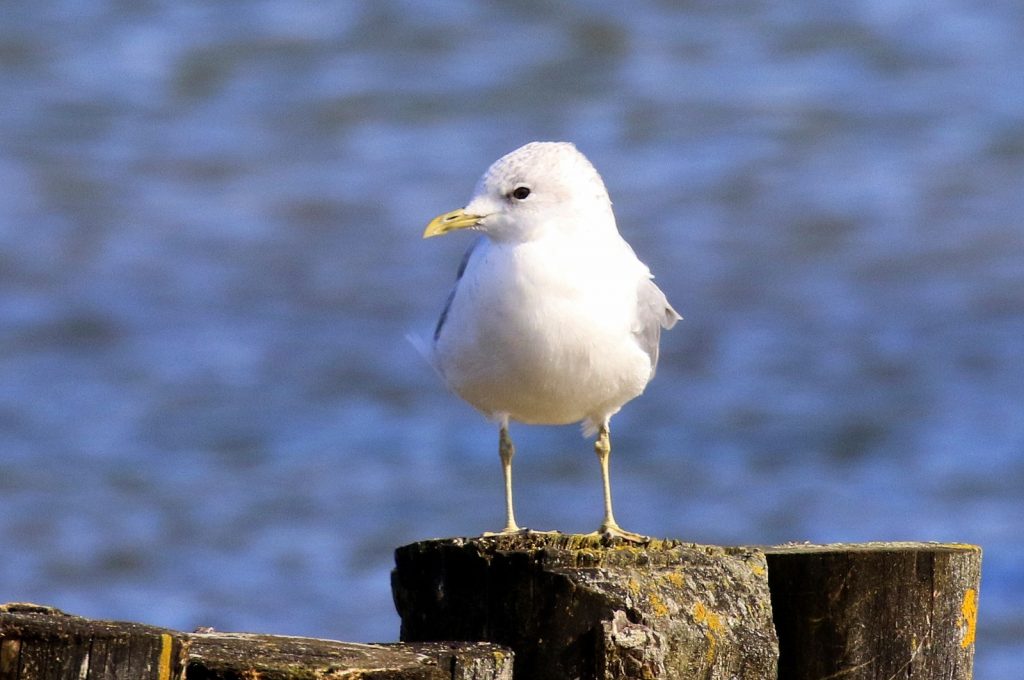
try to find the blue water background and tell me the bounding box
[1,2,1021,676]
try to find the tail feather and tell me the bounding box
[406,332,441,377]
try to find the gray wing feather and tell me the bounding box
[434,237,482,342]
[634,278,681,377]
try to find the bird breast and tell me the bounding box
[434,236,653,426]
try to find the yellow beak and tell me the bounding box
[423,208,483,238]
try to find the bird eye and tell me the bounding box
[511,186,531,200]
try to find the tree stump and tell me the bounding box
[392,534,778,680]
[0,603,512,680]
[765,542,981,680]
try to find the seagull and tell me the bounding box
[422,141,680,541]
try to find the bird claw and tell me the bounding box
[481,528,521,537]
[586,524,651,544]
[481,527,560,538]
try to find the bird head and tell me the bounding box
[424,142,615,243]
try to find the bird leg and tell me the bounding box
[497,422,520,533]
[480,422,559,537]
[592,423,649,543]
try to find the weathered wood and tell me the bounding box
[0,603,513,680]
[764,542,981,680]
[392,534,778,680]
[184,635,512,680]
[0,603,186,680]
[2,540,983,680]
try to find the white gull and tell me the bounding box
[423,141,680,541]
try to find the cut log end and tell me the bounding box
[765,541,981,680]
[393,533,779,680]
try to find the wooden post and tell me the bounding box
[0,603,512,680]
[392,534,779,680]
[393,537,981,680]
[1,540,982,680]
[765,542,981,680]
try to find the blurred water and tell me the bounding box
[1,1,1022,676]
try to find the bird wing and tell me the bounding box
[633,277,681,377]
[434,236,483,343]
